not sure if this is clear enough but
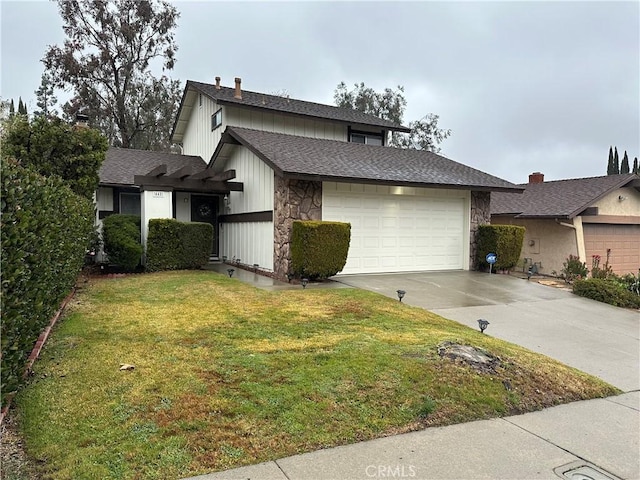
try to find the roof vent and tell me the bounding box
[234,77,242,100]
[215,76,221,90]
[529,172,544,184]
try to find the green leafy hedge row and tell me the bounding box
[146,219,213,272]
[1,159,94,406]
[291,221,351,279]
[102,214,142,271]
[476,224,525,271]
[573,278,640,309]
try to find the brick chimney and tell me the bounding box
[528,172,544,184]
[215,76,221,90]
[234,77,242,99]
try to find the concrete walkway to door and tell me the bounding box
[336,271,640,392]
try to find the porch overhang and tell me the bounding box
[133,165,243,193]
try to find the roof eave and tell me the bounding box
[282,173,525,192]
[565,174,640,218]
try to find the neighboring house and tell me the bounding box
[492,172,640,276]
[98,76,522,279]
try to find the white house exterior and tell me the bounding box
[98,77,522,279]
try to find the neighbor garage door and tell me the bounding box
[323,182,467,274]
[583,223,640,275]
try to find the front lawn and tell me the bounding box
[16,271,618,479]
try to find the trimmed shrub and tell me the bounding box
[476,224,525,271]
[573,278,640,309]
[181,222,214,269]
[146,219,213,272]
[291,221,351,279]
[102,214,142,271]
[1,159,94,406]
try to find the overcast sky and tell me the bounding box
[1,1,638,184]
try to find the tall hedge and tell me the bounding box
[146,219,213,272]
[102,214,142,271]
[1,159,94,406]
[291,221,351,279]
[476,224,525,271]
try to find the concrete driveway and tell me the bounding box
[336,271,640,392]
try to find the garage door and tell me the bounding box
[323,183,467,274]
[583,223,640,275]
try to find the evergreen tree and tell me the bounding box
[17,98,27,116]
[620,151,630,174]
[9,99,15,116]
[633,157,639,174]
[607,146,614,174]
[613,147,620,174]
[34,72,58,117]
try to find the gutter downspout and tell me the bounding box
[556,217,586,262]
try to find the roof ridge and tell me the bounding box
[517,173,638,186]
[186,79,410,132]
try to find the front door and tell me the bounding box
[191,195,219,258]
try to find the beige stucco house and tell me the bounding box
[492,172,640,276]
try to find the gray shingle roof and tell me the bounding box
[100,148,206,186]
[217,127,522,192]
[186,80,411,132]
[491,174,640,218]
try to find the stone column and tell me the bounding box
[273,177,322,280]
[469,191,491,270]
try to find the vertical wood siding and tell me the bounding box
[225,107,347,141]
[182,96,223,161]
[221,146,275,270]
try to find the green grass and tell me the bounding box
[16,271,618,479]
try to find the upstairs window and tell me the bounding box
[350,131,383,146]
[211,108,222,131]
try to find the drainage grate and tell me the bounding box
[554,461,622,480]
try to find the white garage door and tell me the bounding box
[323,183,467,274]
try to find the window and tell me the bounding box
[211,108,222,131]
[120,193,141,216]
[350,131,383,146]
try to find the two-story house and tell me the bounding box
[97,77,522,279]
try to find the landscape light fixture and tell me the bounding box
[236,258,241,265]
[222,255,227,263]
[301,278,309,289]
[396,290,406,302]
[286,273,293,283]
[253,264,259,272]
[477,319,489,333]
[227,268,235,278]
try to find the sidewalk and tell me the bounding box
[187,392,639,480]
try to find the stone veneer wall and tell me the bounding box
[470,191,491,270]
[273,177,322,280]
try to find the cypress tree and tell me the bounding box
[613,147,620,174]
[607,146,614,174]
[17,97,27,116]
[9,99,15,116]
[621,151,630,174]
[633,157,639,174]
